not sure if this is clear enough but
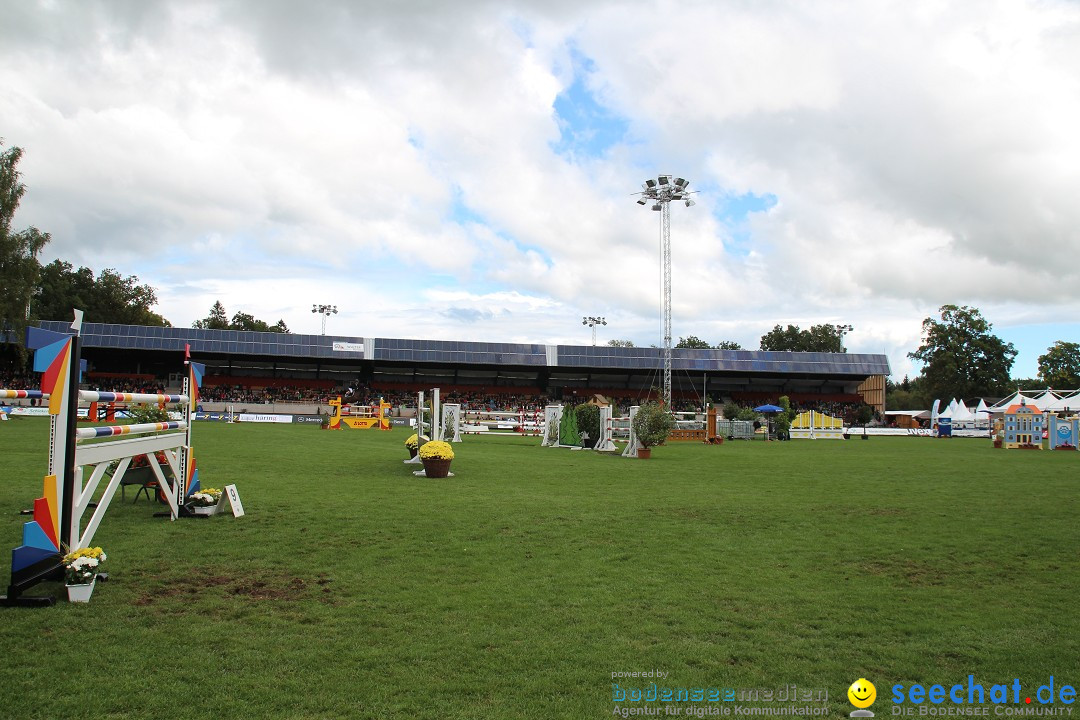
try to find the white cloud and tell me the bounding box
[2,0,1079,378]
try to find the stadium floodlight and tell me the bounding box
[630,174,697,410]
[582,316,607,346]
[312,303,338,335]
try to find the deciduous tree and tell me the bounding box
[1037,341,1080,389]
[0,141,50,350]
[676,335,710,349]
[34,261,170,326]
[759,323,852,352]
[908,305,1016,400]
[192,302,289,333]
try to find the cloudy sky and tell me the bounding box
[3,0,1079,380]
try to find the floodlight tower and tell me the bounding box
[634,175,695,410]
[312,303,338,335]
[582,316,607,346]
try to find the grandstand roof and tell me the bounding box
[37,321,890,398]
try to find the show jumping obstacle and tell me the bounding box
[0,313,205,607]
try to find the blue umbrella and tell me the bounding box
[754,404,784,413]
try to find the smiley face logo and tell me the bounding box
[848,678,877,709]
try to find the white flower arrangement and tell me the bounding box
[63,547,106,586]
[189,488,222,507]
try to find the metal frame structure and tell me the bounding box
[311,303,338,335]
[635,175,695,409]
[582,316,606,346]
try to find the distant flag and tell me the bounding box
[184,343,191,364]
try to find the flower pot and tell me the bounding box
[421,458,452,478]
[66,577,96,603]
[637,447,652,459]
[993,440,1003,448]
[191,504,217,516]
[408,447,418,459]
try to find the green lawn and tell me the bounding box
[1,418,1078,719]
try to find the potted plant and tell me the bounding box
[63,546,106,603]
[405,433,420,458]
[631,401,674,459]
[418,440,455,478]
[117,450,173,502]
[573,403,601,449]
[993,433,1004,449]
[187,487,222,516]
[319,412,331,430]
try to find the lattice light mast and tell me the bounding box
[582,316,607,346]
[312,304,338,335]
[634,175,695,410]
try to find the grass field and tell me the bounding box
[1,418,1078,719]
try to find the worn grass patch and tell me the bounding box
[1,418,1078,719]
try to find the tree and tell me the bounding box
[759,323,852,352]
[676,335,711,349]
[193,301,229,330]
[606,339,636,348]
[908,305,1017,400]
[715,340,743,350]
[192,302,289,333]
[1037,341,1080,389]
[774,395,796,440]
[0,141,51,350]
[34,260,170,326]
[885,376,930,411]
[632,400,674,449]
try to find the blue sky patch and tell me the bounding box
[551,49,628,158]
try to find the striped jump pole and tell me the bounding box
[78,391,187,404]
[75,421,187,440]
[0,389,48,400]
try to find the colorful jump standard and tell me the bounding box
[0,312,206,607]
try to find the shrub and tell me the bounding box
[633,401,674,448]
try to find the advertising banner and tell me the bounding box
[238,413,294,424]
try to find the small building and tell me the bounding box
[1003,402,1044,449]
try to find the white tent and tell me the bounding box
[951,400,975,423]
[1033,390,1059,407]
[989,392,1039,413]
[1045,392,1080,412]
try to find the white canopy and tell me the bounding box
[1045,392,1080,412]
[951,400,975,422]
[989,392,1039,412]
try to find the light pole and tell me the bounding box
[582,316,607,346]
[634,175,695,410]
[312,304,338,335]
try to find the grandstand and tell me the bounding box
[31,321,890,413]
